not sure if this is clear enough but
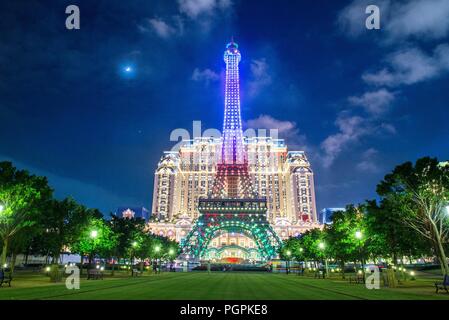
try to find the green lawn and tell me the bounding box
[1,271,448,300]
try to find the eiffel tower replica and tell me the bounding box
[180,40,282,261]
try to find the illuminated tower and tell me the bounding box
[180,40,282,261]
[210,40,255,199]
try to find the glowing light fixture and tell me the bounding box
[90,230,98,238]
[318,242,325,250]
[355,230,362,239]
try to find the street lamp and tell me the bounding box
[355,230,365,282]
[286,250,292,275]
[318,242,328,278]
[90,230,98,239]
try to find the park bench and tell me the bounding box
[435,275,449,293]
[349,274,365,284]
[132,268,142,277]
[0,270,12,287]
[87,269,103,280]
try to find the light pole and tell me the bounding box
[298,247,304,276]
[154,245,161,273]
[169,248,175,272]
[355,230,365,282]
[318,242,328,278]
[88,229,98,267]
[132,241,138,264]
[286,250,292,275]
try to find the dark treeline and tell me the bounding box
[0,161,178,279]
[279,157,449,277]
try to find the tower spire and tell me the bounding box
[209,40,256,199]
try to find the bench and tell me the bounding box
[349,274,365,284]
[87,269,103,280]
[435,275,449,293]
[132,269,142,277]
[0,270,12,287]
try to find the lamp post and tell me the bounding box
[355,230,365,282]
[286,250,292,275]
[88,229,98,267]
[318,242,328,278]
[168,248,175,272]
[298,247,304,276]
[154,245,161,274]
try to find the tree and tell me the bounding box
[71,217,118,268]
[298,228,326,266]
[365,199,429,265]
[325,205,365,278]
[0,161,53,267]
[33,198,94,265]
[377,157,449,276]
[109,215,146,274]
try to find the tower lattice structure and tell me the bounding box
[210,40,256,200]
[180,40,282,260]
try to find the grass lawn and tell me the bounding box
[0,270,448,300]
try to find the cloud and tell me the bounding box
[320,115,370,168]
[337,0,449,42]
[139,17,183,39]
[191,68,220,85]
[385,0,449,41]
[245,115,306,150]
[362,45,449,87]
[356,148,381,173]
[348,88,396,115]
[178,0,232,19]
[248,58,272,98]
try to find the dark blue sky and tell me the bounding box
[1,0,448,214]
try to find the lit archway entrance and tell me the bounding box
[180,199,282,262]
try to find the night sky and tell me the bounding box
[1,0,448,215]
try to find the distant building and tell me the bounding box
[116,207,150,222]
[319,208,345,224]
